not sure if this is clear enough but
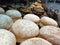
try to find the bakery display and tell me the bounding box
[0,29,16,45]
[0,1,60,45]
[0,14,13,29]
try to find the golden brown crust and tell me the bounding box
[31,2,43,9]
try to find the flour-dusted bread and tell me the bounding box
[12,19,39,42]
[20,38,52,45]
[39,26,60,45]
[0,14,13,29]
[23,14,40,23]
[0,7,5,14]
[39,16,58,27]
[0,29,16,45]
[6,10,22,18]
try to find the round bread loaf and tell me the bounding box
[20,38,52,45]
[12,19,39,42]
[39,16,58,27]
[0,14,13,29]
[23,14,40,23]
[0,29,16,45]
[0,7,5,14]
[6,10,22,18]
[39,26,60,45]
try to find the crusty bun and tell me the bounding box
[23,14,40,23]
[0,14,13,29]
[6,10,22,18]
[39,16,58,27]
[39,26,60,45]
[20,38,52,45]
[0,29,16,45]
[12,19,39,42]
[31,2,43,9]
[0,7,5,14]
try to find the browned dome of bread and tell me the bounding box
[20,38,52,45]
[31,2,43,9]
[39,26,60,45]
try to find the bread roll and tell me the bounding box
[0,29,16,45]
[39,16,58,27]
[0,7,5,14]
[6,10,21,18]
[23,14,40,23]
[6,10,22,22]
[39,26,60,45]
[20,38,52,45]
[0,14,13,29]
[12,19,39,42]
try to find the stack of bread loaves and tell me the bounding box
[0,7,60,45]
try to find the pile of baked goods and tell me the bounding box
[0,3,60,45]
[19,2,46,16]
[19,7,32,14]
[31,2,43,9]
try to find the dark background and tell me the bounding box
[0,0,60,4]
